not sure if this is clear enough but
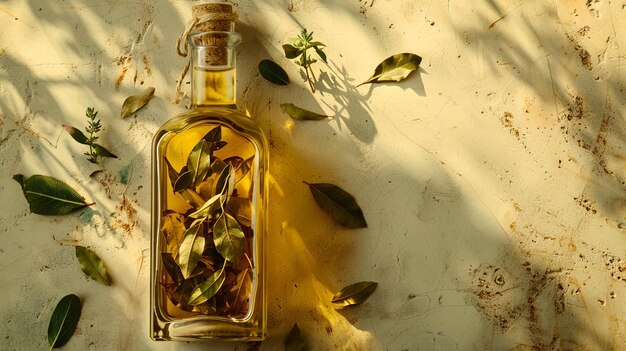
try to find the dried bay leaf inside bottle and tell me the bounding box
[150,3,268,341]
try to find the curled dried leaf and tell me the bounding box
[280,103,328,121]
[331,281,378,309]
[358,53,422,86]
[121,86,155,118]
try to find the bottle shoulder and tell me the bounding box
[158,107,265,139]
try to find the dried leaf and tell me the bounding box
[331,281,378,309]
[188,270,226,306]
[213,213,246,262]
[75,246,111,286]
[259,59,290,85]
[229,268,251,314]
[178,221,206,279]
[358,53,422,86]
[161,211,186,252]
[48,294,82,350]
[189,194,223,219]
[120,86,155,118]
[173,169,194,193]
[187,140,212,186]
[161,252,183,285]
[214,164,234,196]
[164,159,204,208]
[14,174,92,215]
[305,182,367,228]
[202,125,222,144]
[285,324,307,351]
[280,103,328,121]
[226,197,253,227]
[92,143,118,159]
[62,125,89,145]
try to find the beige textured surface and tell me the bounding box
[1,0,625,350]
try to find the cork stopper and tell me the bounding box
[192,3,235,32]
[188,2,238,65]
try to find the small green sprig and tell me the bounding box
[282,28,327,93]
[62,107,118,164]
[84,107,102,163]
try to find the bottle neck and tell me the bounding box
[189,32,240,108]
[191,58,237,108]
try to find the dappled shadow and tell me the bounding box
[450,0,625,222]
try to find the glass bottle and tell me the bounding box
[150,3,267,341]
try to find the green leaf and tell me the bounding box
[161,252,184,285]
[315,46,327,64]
[62,125,89,145]
[120,86,155,119]
[189,194,223,219]
[214,164,235,196]
[358,53,422,86]
[280,103,328,121]
[47,294,82,350]
[164,159,204,207]
[202,126,222,144]
[285,324,307,351]
[186,140,212,186]
[226,197,253,227]
[331,281,378,309]
[92,143,118,159]
[178,221,206,279]
[14,174,92,215]
[75,246,111,286]
[214,213,246,262]
[173,169,194,193]
[305,182,367,228]
[188,269,225,306]
[259,59,290,85]
[282,44,302,59]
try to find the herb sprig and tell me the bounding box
[63,107,117,164]
[283,28,327,93]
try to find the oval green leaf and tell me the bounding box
[48,294,82,350]
[120,86,155,119]
[173,169,194,193]
[281,103,329,121]
[178,221,206,279]
[358,53,422,86]
[282,44,302,59]
[213,213,246,262]
[305,182,367,228]
[187,140,212,186]
[14,174,92,215]
[331,281,378,309]
[188,270,226,306]
[75,246,111,286]
[62,125,89,145]
[285,324,307,351]
[259,59,290,85]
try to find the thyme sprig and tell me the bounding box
[283,28,327,93]
[84,107,102,163]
